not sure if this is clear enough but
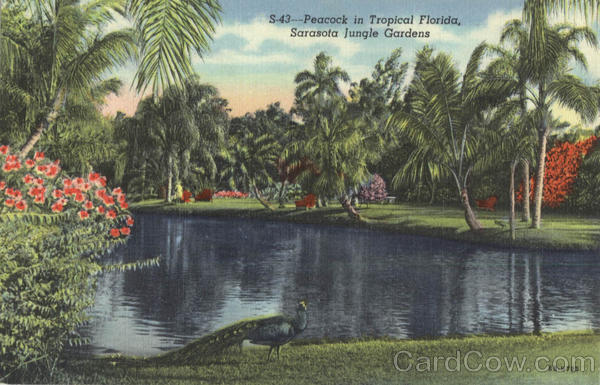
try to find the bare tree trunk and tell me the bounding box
[460,188,482,231]
[429,181,436,205]
[252,184,274,211]
[509,160,517,241]
[340,195,361,220]
[141,159,147,201]
[277,180,287,208]
[521,159,530,222]
[166,154,173,203]
[19,88,66,159]
[531,129,549,229]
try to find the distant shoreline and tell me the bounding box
[130,199,600,252]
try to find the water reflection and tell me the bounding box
[79,214,600,355]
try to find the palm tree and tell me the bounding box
[223,113,281,210]
[388,45,512,231]
[526,23,598,228]
[135,83,202,202]
[291,97,381,215]
[294,51,350,105]
[0,0,221,158]
[487,19,535,222]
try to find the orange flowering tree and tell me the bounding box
[518,136,597,208]
[0,145,134,240]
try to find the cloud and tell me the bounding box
[201,50,294,65]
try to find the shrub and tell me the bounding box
[0,145,135,381]
[517,137,597,208]
[358,174,388,203]
[213,190,249,198]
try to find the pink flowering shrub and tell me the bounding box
[213,190,249,198]
[358,174,388,203]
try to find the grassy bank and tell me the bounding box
[59,332,600,385]
[131,199,600,251]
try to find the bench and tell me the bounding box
[295,194,317,209]
[195,189,214,202]
[383,196,396,204]
[476,195,498,211]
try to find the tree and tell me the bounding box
[0,0,221,158]
[223,111,282,210]
[292,97,382,216]
[294,51,350,109]
[525,23,597,228]
[388,45,512,231]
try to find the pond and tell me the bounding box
[80,213,600,356]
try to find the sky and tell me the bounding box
[102,0,600,127]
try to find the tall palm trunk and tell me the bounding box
[19,87,66,158]
[531,123,549,229]
[460,188,482,231]
[509,160,518,240]
[521,159,531,222]
[166,153,173,203]
[277,180,287,208]
[141,158,147,201]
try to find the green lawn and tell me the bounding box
[131,199,600,250]
[59,332,600,385]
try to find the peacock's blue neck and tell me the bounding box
[294,309,308,332]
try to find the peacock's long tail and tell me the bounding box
[150,315,280,365]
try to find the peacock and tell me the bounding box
[155,300,308,364]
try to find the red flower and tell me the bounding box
[34,151,44,161]
[84,201,93,210]
[75,193,85,202]
[103,195,115,206]
[0,145,8,155]
[23,174,34,184]
[51,202,64,213]
[0,181,5,190]
[63,179,72,187]
[36,165,48,174]
[106,209,116,219]
[15,200,27,211]
[120,227,131,235]
[78,210,89,220]
[46,165,59,178]
[113,187,122,195]
[25,159,35,168]
[110,228,120,237]
[4,199,14,207]
[120,202,129,209]
[35,178,44,185]
[126,216,134,226]
[53,189,63,198]
[88,172,100,182]
[97,205,106,214]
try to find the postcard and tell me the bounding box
[1,0,600,384]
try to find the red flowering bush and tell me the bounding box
[181,190,193,203]
[517,136,597,208]
[0,145,134,238]
[213,190,249,198]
